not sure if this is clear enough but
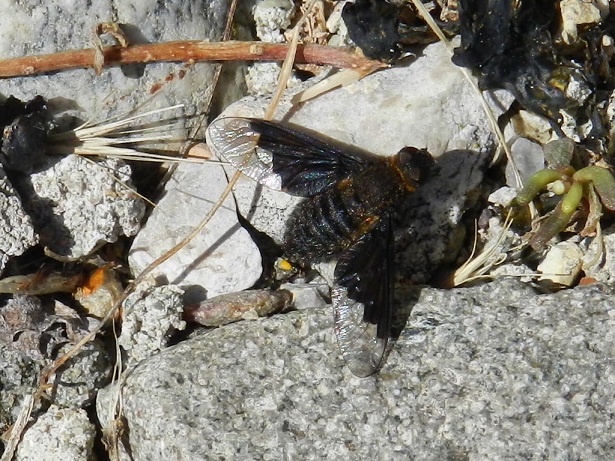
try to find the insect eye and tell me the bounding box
[396,147,435,184]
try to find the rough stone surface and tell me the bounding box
[247,0,299,95]
[0,0,252,457]
[128,162,263,296]
[0,295,102,430]
[253,0,295,43]
[217,42,511,157]
[0,168,38,274]
[0,0,245,278]
[246,62,302,96]
[0,347,40,435]
[15,405,96,461]
[119,284,186,366]
[18,155,145,259]
[97,279,615,460]
[4,3,610,460]
[0,294,112,431]
[560,0,608,43]
[280,281,330,310]
[586,228,615,284]
[506,136,546,188]
[52,339,113,408]
[536,240,584,286]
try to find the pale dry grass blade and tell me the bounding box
[452,211,515,286]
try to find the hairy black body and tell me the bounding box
[284,157,414,263]
[206,117,434,376]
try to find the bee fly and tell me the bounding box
[207,117,435,377]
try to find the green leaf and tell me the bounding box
[573,166,615,211]
[530,182,583,250]
[515,169,565,206]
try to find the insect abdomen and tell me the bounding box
[284,166,403,263]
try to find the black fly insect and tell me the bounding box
[206,117,434,377]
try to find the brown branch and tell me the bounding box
[0,40,384,78]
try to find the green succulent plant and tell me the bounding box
[513,138,615,250]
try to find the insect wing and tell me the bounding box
[333,217,393,377]
[206,117,364,197]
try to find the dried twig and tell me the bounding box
[0,41,379,79]
[0,395,34,461]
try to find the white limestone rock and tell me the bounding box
[129,162,263,296]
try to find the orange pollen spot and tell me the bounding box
[81,266,108,295]
[278,259,293,271]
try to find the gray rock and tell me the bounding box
[0,296,76,361]
[0,0,253,455]
[585,227,615,284]
[119,284,186,366]
[0,168,38,274]
[0,347,41,434]
[0,295,108,428]
[0,294,112,409]
[0,0,244,270]
[216,42,511,156]
[253,0,295,43]
[52,338,113,408]
[488,185,518,207]
[246,62,302,96]
[506,137,546,188]
[15,405,96,461]
[280,281,330,310]
[247,0,299,96]
[19,155,145,259]
[128,162,263,296]
[97,279,615,460]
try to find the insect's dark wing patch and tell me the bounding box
[333,217,393,377]
[206,117,364,197]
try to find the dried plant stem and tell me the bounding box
[450,211,514,286]
[0,395,34,461]
[0,41,378,79]
[264,0,318,119]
